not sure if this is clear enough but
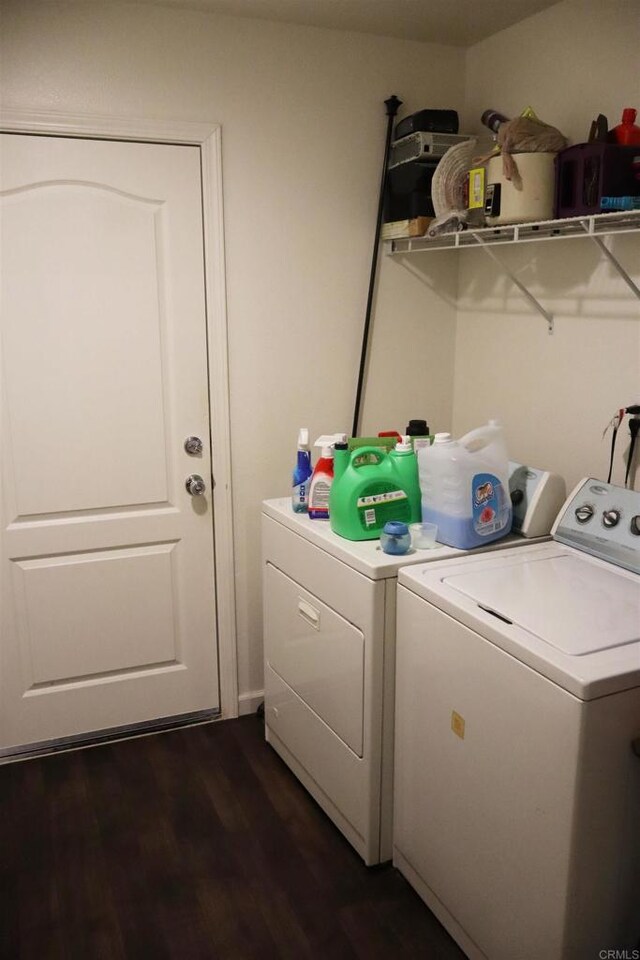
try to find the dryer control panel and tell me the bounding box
[552,479,640,574]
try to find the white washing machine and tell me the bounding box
[394,479,640,958]
[261,494,551,865]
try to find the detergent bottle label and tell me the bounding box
[356,487,410,530]
[472,473,508,537]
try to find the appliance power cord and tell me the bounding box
[605,405,640,487]
[625,415,640,489]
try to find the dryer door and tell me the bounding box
[265,562,364,755]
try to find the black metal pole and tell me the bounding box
[351,94,402,438]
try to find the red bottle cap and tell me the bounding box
[622,108,637,124]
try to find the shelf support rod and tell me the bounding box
[588,234,640,301]
[470,233,554,334]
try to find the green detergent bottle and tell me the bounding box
[329,436,421,540]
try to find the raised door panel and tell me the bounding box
[13,545,178,686]
[2,184,168,516]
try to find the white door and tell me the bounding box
[0,133,220,753]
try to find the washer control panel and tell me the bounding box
[553,479,640,574]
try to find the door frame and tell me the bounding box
[0,109,239,720]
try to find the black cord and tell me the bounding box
[608,405,640,487]
[625,417,640,488]
[607,418,620,484]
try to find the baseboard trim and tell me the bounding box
[238,690,264,716]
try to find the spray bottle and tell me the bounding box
[308,434,346,520]
[292,427,313,513]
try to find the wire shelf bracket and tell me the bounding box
[471,233,554,334]
[386,210,640,335]
[586,234,640,300]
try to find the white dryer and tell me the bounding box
[394,479,640,958]
[261,497,546,865]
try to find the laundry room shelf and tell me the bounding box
[386,209,640,253]
[386,209,640,335]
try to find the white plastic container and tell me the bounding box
[418,422,512,549]
[485,152,556,225]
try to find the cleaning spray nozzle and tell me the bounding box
[314,434,347,449]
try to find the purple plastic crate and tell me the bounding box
[554,143,640,218]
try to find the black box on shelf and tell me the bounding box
[394,109,459,140]
[384,161,438,222]
[555,143,640,218]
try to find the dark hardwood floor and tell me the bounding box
[1,715,465,959]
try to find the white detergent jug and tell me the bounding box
[418,421,512,549]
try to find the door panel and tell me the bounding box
[3,183,169,515]
[0,133,220,752]
[13,545,178,684]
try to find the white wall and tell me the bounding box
[0,1,465,705]
[455,0,640,492]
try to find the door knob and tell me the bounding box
[184,436,203,456]
[185,474,206,496]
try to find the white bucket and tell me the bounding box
[485,152,556,225]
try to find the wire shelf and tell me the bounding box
[388,209,640,254]
[386,209,640,334]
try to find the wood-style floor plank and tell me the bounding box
[0,716,465,959]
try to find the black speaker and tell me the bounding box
[383,162,438,222]
[395,109,459,140]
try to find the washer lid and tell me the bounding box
[443,553,640,655]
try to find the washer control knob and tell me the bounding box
[602,509,620,528]
[575,504,594,524]
[630,516,640,536]
[511,489,524,506]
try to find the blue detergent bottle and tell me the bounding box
[292,427,313,513]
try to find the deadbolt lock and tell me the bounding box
[184,436,203,456]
